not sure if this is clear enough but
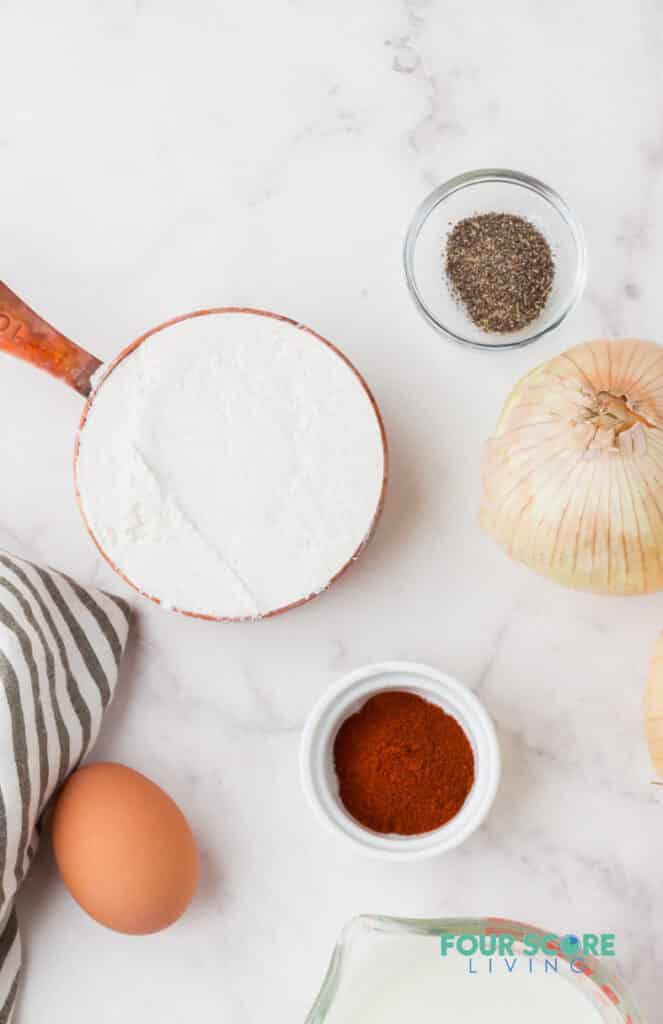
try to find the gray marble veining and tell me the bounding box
[0,0,661,1019]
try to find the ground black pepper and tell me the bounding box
[445,212,554,333]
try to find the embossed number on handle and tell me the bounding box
[0,282,102,397]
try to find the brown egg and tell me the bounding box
[52,762,199,935]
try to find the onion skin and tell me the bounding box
[480,339,663,595]
[645,632,663,780]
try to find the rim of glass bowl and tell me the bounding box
[403,168,588,351]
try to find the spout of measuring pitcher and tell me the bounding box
[303,916,643,1024]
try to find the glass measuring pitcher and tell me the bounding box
[306,916,643,1024]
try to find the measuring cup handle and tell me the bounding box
[0,281,102,398]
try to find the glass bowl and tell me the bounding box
[403,169,587,350]
[306,916,644,1023]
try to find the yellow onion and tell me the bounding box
[480,338,663,595]
[645,631,663,780]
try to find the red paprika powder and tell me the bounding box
[333,690,475,835]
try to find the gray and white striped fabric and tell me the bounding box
[0,552,131,1022]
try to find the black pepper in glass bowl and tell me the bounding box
[403,169,587,351]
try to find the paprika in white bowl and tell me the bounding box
[299,662,500,860]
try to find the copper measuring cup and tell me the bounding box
[0,282,388,621]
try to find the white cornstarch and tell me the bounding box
[76,312,385,619]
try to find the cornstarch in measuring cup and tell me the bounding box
[76,312,385,618]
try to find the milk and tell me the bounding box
[322,930,608,1023]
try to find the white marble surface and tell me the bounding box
[1,0,662,1019]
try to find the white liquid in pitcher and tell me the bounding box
[324,932,606,1023]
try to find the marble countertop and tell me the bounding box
[2,0,662,1019]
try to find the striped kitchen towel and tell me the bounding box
[0,552,131,1022]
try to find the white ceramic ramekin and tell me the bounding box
[299,662,501,861]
